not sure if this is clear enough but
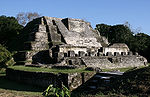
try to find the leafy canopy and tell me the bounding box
[0,15,23,48]
[0,44,12,68]
[96,23,150,62]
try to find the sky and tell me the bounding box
[0,0,150,35]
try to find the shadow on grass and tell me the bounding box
[0,75,45,92]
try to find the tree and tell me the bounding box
[0,15,23,48]
[96,23,150,62]
[110,25,134,46]
[95,24,111,38]
[16,12,41,26]
[134,33,150,62]
[96,24,134,44]
[0,44,13,68]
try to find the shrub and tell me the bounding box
[0,44,14,68]
[43,84,71,97]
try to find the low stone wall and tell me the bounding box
[6,68,95,90]
[82,56,147,69]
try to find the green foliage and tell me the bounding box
[43,84,70,97]
[96,24,134,44]
[0,44,13,68]
[95,24,111,38]
[134,33,150,61]
[111,66,150,96]
[8,66,92,73]
[0,15,23,49]
[96,23,150,62]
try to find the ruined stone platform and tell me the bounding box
[14,16,147,69]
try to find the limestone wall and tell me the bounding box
[82,57,116,69]
[54,18,102,47]
[103,47,129,55]
[6,68,95,90]
[67,72,95,90]
[82,56,147,69]
[14,16,147,67]
[59,46,87,54]
[59,45,99,55]
[67,18,86,32]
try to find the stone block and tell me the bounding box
[78,51,85,57]
[24,42,49,51]
[91,52,96,56]
[88,52,91,56]
[64,53,68,57]
[134,52,138,55]
[114,52,120,56]
[128,52,133,56]
[38,24,46,32]
[35,32,48,42]
[121,52,126,56]
[48,25,61,42]
[67,18,86,32]
[106,52,112,56]
[97,52,103,56]
[68,51,75,57]
[57,52,64,59]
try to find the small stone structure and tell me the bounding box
[14,16,147,68]
[6,68,95,90]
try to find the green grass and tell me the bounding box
[0,68,44,97]
[102,66,146,72]
[8,66,92,74]
[102,67,134,72]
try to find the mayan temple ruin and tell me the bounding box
[14,16,148,69]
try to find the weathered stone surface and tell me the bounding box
[12,16,149,92]
[24,42,49,51]
[67,72,95,90]
[68,51,75,57]
[103,43,129,56]
[78,51,85,57]
[82,56,147,69]
[14,16,148,68]
[6,68,95,90]
[54,18,102,47]
[106,52,113,56]
[128,51,133,55]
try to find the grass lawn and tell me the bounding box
[1,64,149,97]
[8,66,92,74]
[0,68,44,97]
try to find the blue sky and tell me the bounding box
[0,0,150,35]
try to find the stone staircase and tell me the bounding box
[78,72,123,93]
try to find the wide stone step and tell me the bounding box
[24,41,49,50]
[94,75,111,79]
[90,79,98,83]
[88,86,97,89]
